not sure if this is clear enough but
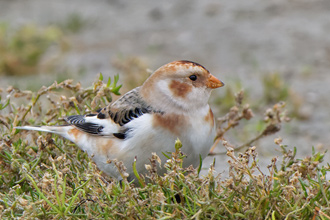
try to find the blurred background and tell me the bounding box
[1,0,329,173]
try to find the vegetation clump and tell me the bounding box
[0,75,329,219]
[0,23,67,76]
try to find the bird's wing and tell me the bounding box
[65,87,162,138]
[106,87,161,126]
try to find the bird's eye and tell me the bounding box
[189,75,197,81]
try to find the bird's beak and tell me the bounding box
[206,74,225,89]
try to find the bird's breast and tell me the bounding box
[151,112,188,136]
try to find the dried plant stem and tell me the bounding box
[234,132,265,152]
[313,207,330,220]
[209,131,264,155]
[209,116,245,154]
[21,93,41,123]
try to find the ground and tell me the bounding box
[1,0,329,175]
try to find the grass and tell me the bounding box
[0,75,330,219]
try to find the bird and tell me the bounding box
[16,60,224,181]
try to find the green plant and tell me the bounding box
[0,75,329,219]
[262,72,289,104]
[57,13,89,34]
[0,23,65,76]
[261,72,309,120]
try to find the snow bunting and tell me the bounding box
[16,60,224,181]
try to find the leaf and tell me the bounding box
[107,77,111,87]
[133,157,145,187]
[197,154,202,176]
[0,98,10,110]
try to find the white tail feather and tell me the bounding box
[16,125,86,147]
[15,126,71,136]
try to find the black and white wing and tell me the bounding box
[65,87,162,138]
[105,87,160,126]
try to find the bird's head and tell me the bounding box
[141,60,224,113]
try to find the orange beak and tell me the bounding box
[206,74,224,89]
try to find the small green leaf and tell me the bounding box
[114,74,119,85]
[197,154,202,176]
[233,213,246,218]
[0,98,10,110]
[162,152,171,159]
[107,77,111,87]
[133,157,145,187]
[272,211,276,220]
[298,178,308,197]
[73,101,80,115]
[175,138,182,151]
[112,85,122,95]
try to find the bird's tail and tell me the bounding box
[15,125,74,140]
[16,124,99,155]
